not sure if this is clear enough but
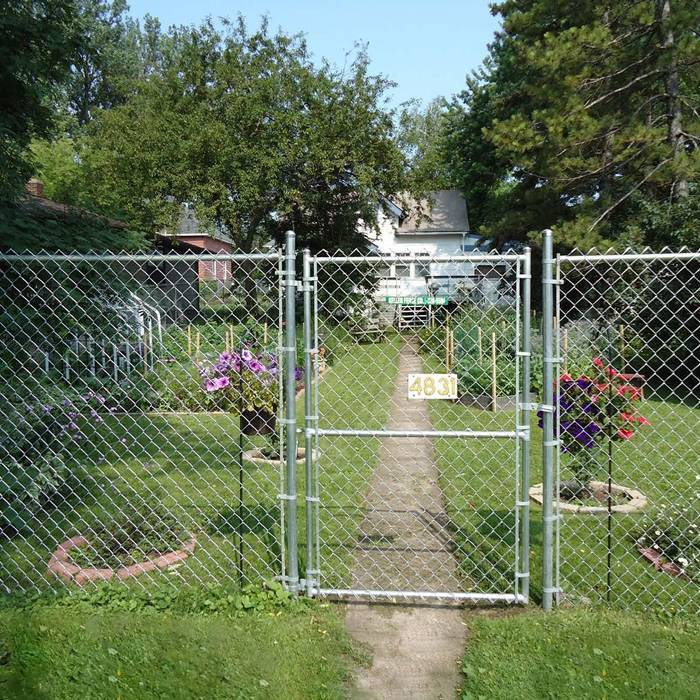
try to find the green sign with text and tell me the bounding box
[383,295,448,305]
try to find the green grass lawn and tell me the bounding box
[423,349,699,613]
[0,333,401,596]
[460,608,699,699]
[0,601,359,699]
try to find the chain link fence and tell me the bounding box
[1,239,697,615]
[550,248,699,614]
[0,250,291,593]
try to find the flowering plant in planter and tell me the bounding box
[538,357,650,499]
[200,347,303,415]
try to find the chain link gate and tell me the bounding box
[299,248,532,603]
[0,246,300,593]
[541,237,699,614]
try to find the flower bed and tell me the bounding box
[529,481,647,514]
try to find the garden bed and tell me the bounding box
[48,533,197,586]
[529,481,647,514]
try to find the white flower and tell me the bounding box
[655,530,661,536]
[653,544,659,550]
[678,557,689,566]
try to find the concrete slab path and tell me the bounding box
[346,341,466,699]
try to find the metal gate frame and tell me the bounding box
[291,245,532,604]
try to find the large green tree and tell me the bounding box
[444,0,699,248]
[0,0,79,201]
[84,19,407,251]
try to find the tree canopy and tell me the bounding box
[442,0,699,249]
[83,19,407,251]
[0,0,79,201]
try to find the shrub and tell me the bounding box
[632,503,699,582]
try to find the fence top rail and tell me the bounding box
[0,251,282,263]
[558,251,700,263]
[312,253,524,264]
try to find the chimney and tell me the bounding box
[26,178,44,198]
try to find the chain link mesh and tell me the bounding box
[554,248,699,614]
[0,251,287,593]
[306,250,529,601]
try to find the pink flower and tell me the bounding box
[617,428,634,440]
[593,357,604,368]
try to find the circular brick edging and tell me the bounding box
[48,534,197,586]
[242,447,320,466]
[529,481,647,514]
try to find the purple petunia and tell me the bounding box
[294,367,303,382]
[248,359,266,374]
[561,420,600,449]
[241,348,253,363]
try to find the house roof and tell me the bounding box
[395,190,469,235]
[159,203,234,245]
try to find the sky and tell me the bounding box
[127,0,501,108]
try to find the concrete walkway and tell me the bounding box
[346,341,466,699]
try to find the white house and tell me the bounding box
[360,191,506,325]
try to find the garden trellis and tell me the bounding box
[0,236,697,615]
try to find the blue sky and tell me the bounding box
[127,1,501,108]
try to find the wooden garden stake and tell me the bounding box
[195,331,201,361]
[619,324,626,372]
[491,331,497,413]
[187,325,192,356]
[562,328,569,374]
[477,326,483,364]
[264,322,268,346]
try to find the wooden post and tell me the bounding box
[562,328,569,374]
[491,331,498,413]
[263,322,268,346]
[187,325,192,357]
[477,326,483,364]
[619,324,625,372]
[195,331,201,361]
[225,329,230,354]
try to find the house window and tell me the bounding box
[415,262,431,279]
[395,264,411,278]
[461,243,480,252]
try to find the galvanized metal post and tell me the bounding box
[541,230,555,611]
[284,231,299,593]
[302,249,317,596]
[519,247,532,601]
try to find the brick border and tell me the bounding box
[48,534,197,586]
[529,481,647,514]
[242,446,320,466]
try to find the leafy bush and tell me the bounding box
[0,383,91,537]
[632,503,699,582]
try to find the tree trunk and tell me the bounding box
[660,0,689,199]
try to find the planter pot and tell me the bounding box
[458,392,535,412]
[529,481,647,514]
[240,407,277,435]
[243,447,320,466]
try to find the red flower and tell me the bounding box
[619,412,634,422]
[593,357,604,368]
[607,367,619,377]
[617,385,641,400]
[637,415,651,426]
[560,373,573,382]
[618,428,635,440]
[595,383,607,392]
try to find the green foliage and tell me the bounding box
[0,1,79,201]
[442,0,699,247]
[633,502,699,582]
[0,383,89,537]
[83,18,407,250]
[73,489,186,569]
[0,198,147,253]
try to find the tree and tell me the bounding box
[84,19,407,252]
[397,98,452,192]
[0,0,79,201]
[64,1,144,127]
[443,0,699,248]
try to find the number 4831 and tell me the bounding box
[407,373,458,400]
